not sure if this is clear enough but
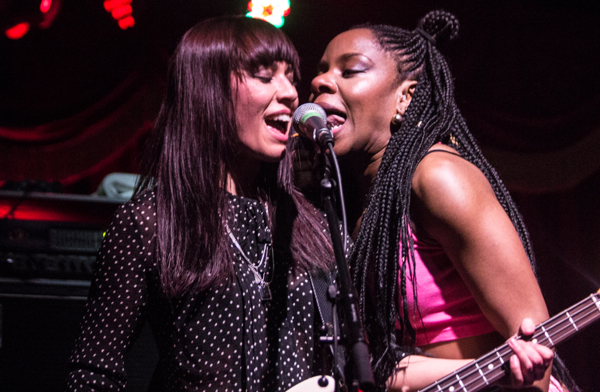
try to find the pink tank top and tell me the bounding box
[398,233,496,346]
[398,231,565,390]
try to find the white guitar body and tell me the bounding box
[286,375,336,392]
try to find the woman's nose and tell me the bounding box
[277,77,298,104]
[310,72,337,98]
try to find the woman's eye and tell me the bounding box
[342,69,363,77]
[255,75,272,83]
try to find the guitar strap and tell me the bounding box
[309,269,346,385]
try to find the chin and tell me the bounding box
[261,148,287,163]
[332,139,352,158]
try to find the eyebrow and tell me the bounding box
[317,52,371,72]
[339,53,366,61]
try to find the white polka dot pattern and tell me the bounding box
[66,191,330,391]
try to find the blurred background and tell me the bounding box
[1,0,599,390]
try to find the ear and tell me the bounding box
[395,79,418,115]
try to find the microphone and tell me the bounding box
[293,103,334,148]
[295,105,372,390]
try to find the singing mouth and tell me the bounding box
[327,114,346,131]
[265,113,291,133]
[324,109,346,132]
[314,103,347,131]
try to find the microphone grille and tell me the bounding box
[292,103,327,126]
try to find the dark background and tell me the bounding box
[1,0,600,390]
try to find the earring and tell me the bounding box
[401,94,407,101]
[391,112,403,125]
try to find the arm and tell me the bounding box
[66,200,151,391]
[409,147,551,390]
[388,355,472,392]
[387,319,554,392]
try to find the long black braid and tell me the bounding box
[348,10,540,387]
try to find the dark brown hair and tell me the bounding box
[137,16,333,298]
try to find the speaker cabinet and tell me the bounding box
[0,278,158,392]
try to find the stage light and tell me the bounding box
[2,0,61,39]
[103,0,135,30]
[40,0,52,14]
[5,22,31,40]
[246,0,291,28]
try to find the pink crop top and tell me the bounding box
[398,233,496,346]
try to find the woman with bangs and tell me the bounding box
[66,16,336,391]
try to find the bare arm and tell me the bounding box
[387,319,554,392]
[408,146,551,390]
[411,147,548,339]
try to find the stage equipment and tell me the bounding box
[293,105,375,390]
[0,191,120,280]
[0,190,158,391]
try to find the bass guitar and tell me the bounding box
[419,289,600,392]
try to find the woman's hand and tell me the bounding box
[388,319,553,392]
[290,136,320,192]
[505,318,554,389]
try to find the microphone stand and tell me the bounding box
[316,141,375,392]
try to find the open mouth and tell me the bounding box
[325,110,347,133]
[265,114,291,134]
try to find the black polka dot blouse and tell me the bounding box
[66,191,330,391]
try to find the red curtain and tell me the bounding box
[0,71,159,193]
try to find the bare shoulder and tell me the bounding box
[411,145,496,225]
[412,146,492,205]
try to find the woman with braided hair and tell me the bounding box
[306,9,576,392]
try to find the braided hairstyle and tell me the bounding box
[348,10,536,385]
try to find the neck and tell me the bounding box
[365,146,385,183]
[340,147,386,240]
[226,155,262,198]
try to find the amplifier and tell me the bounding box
[0,190,121,280]
[0,220,104,280]
[0,191,157,391]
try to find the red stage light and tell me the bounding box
[40,0,52,13]
[111,5,132,20]
[103,0,135,30]
[5,23,31,40]
[118,15,135,30]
